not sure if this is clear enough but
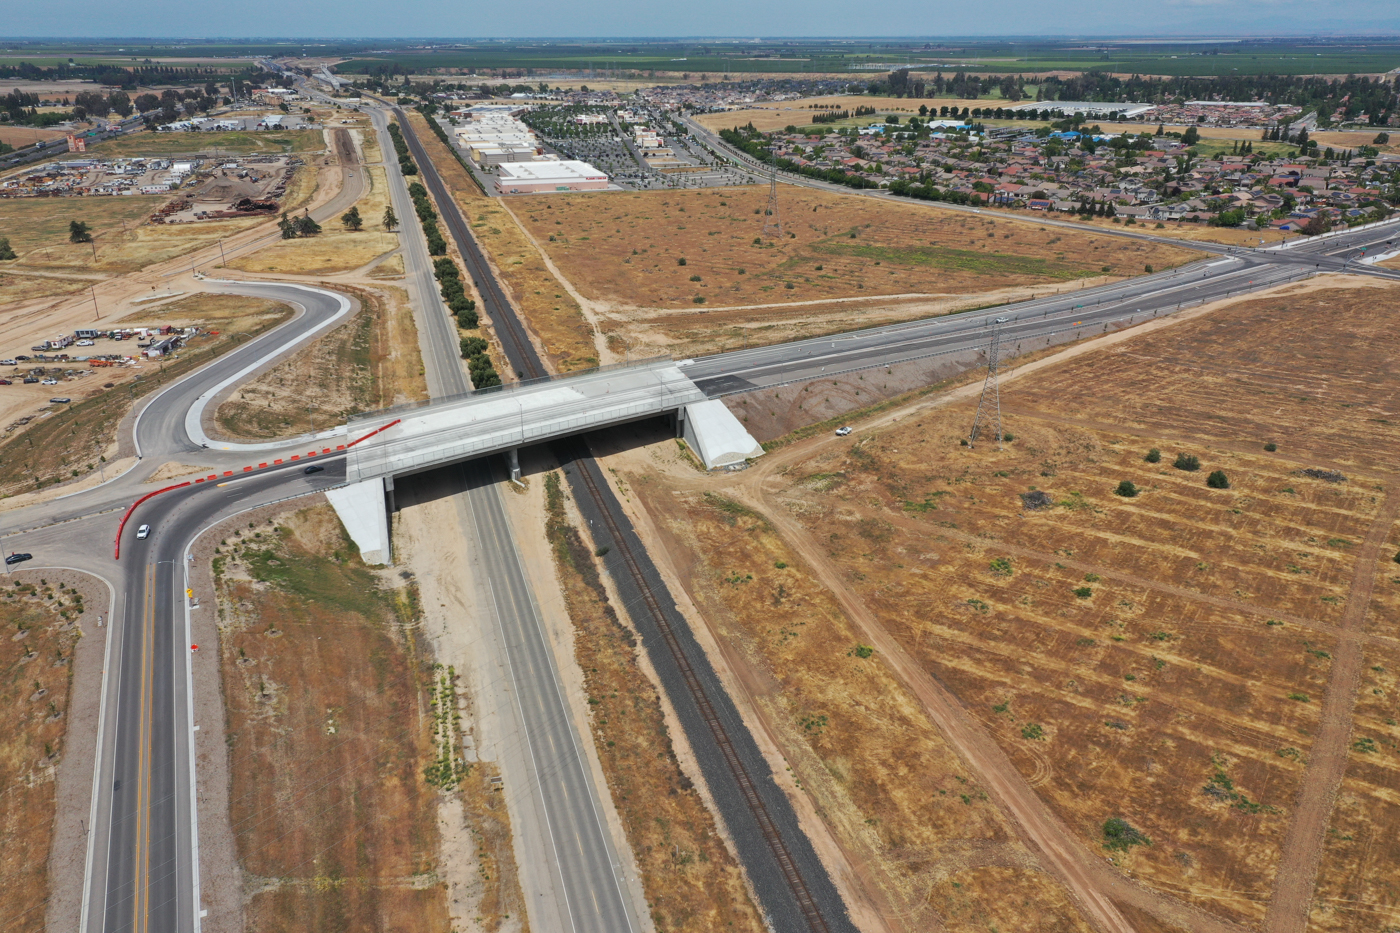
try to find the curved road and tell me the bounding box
[2,99,1398,933]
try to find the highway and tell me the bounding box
[2,84,1399,933]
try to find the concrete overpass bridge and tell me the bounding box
[327,358,763,562]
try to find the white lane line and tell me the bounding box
[178,282,353,452]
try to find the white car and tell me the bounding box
[77,339,95,347]
[136,524,151,539]
[835,426,853,437]
[41,378,58,385]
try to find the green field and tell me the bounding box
[0,39,1394,82]
[85,130,323,158]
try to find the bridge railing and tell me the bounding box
[347,354,675,425]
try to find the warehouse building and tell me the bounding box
[495,160,608,194]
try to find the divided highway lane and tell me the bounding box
[86,459,347,933]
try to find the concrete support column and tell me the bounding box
[675,404,686,438]
[507,448,521,483]
[384,474,396,514]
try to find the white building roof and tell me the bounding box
[495,160,607,183]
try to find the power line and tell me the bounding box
[762,143,782,240]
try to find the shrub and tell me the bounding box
[1074,586,1093,599]
[677,257,687,266]
[1206,470,1230,489]
[1102,818,1150,851]
[689,274,701,282]
[989,557,1013,576]
[1144,264,1153,273]
[0,236,18,260]
[1115,480,1138,498]
[1264,442,1277,452]
[853,644,874,659]
[1144,448,1161,464]
[1021,723,1045,740]
[1173,453,1201,471]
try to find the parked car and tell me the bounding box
[41,378,58,385]
[0,359,16,366]
[22,377,38,384]
[103,382,115,388]
[76,339,95,347]
[50,397,71,404]
[5,552,32,566]
[835,426,853,437]
[303,465,325,474]
[136,524,151,539]
[0,380,10,386]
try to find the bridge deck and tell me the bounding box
[346,360,705,484]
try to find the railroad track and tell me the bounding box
[557,435,836,933]
[390,108,543,380]
[393,101,850,932]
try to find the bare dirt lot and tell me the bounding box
[0,293,291,501]
[510,186,1201,357]
[0,572,89,933]
[608,279,1400,932]
[213,505,451,933]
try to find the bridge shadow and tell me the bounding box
[391,414,676,510]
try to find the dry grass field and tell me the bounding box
[0,194,266,275]
[0,573,86,933]
[407,112,599,372]
[617,279,1400,932]
[85,129,323,158]
[694,96,995,134]
[227,165,398,275]
[214,506,450,933]
[213,285,426,439]
[511,186,1199,357]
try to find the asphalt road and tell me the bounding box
[4,94,1398,933]
[373,102,646,932]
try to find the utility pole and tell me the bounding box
[90,284,101,320]
[762,142,782,239]
[968,321,1003,450]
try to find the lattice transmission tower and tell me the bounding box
[968,322,1003,450]
[762,144,783,239]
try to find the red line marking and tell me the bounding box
[114,481,192,559]
[344,418,402,449]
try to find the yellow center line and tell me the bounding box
[132,562,156,933]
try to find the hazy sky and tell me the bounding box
[7,0,1400,39]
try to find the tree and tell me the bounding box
[341,206,363,230]
[1115,480,1139,498]
[108,90,133,117]
[69,220,92,244]
[134,93,159,113]
[1206,470,1230,489]
[1182,125,1199,146]
[383,205,398,231]
[1375,132,1390,144]
[1173,452,1201,472]
[296,214,321,237]
[1302,214,1331,236]
[278,214,297,239]
[0,237,15,260]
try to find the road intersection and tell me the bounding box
[2,93,1398,932]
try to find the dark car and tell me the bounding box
[5,552,32,566]
[303,465,325,475]
[0,380,10,386]
[22,377,38,384]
